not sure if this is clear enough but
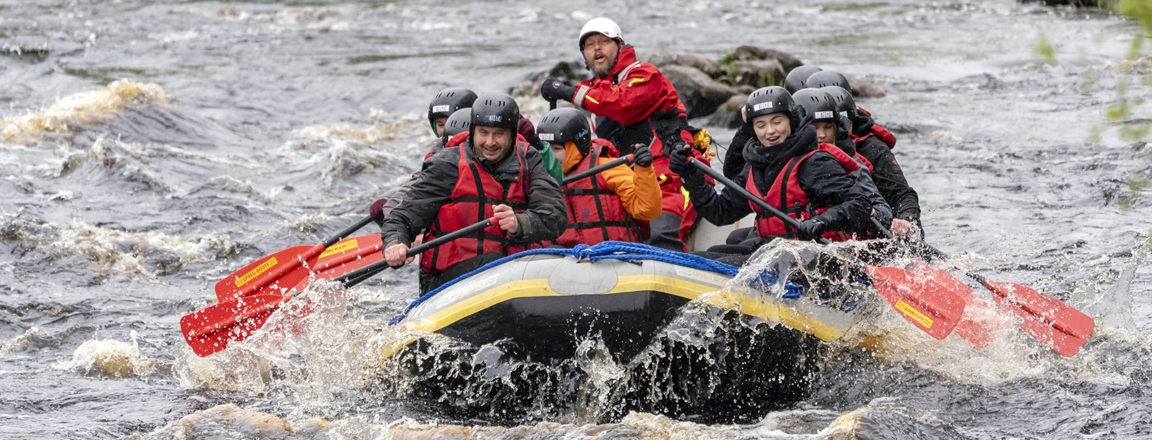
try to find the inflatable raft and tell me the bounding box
[376,242,874,422]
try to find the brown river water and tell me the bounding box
[2,0,1150,438]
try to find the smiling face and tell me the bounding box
[581,34,619,78]
[751,113,792,147]
[472,125,513,162]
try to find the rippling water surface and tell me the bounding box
[2,0,1150,438]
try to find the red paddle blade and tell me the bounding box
[310,234,384,281]
[866,265,967,340]
[982,280,1094,357]
[215,244,325,303]
[180,294,288,357]
[909,262,995,349]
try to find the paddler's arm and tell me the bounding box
[797,152,872,235]
[667,146,753,226]
[602,145,662,221]
[380,148,457,251]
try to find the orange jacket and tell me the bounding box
[562,141,662,221]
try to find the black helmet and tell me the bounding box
[820,86,858,121]
[744,86,800,129]
[427,87,477,132]
[792,88,837,123]
[441,108,471,145]
[470,93,520,131]
[805,71,852,93]
[784,65,822,94]
[536,108,592,155]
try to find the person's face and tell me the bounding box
[434,117,448,137]
[582,34,619,78]
[549,142,567,164]
[813,121,837,145]
[752,113,792,147]
[473,125,513,161]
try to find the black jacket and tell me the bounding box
[852,114,921,222]
[723,123,754,180]
[380,138,567,249]
[682,124,872,236]
[835,135,893,231]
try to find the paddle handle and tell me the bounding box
[324,215,374,247]
[562,154,634,185]
[334,217,498,288]
[870,217,895,239]
[686,157,829,245]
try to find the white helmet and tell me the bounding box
[579,17,623,49]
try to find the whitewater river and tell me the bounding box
[2,0,1150,438]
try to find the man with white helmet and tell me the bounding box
[540,17,708,252]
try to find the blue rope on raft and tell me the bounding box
[388,241,803,325]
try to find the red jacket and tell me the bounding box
[574,46,686,127]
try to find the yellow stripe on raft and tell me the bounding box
[377,274,846,361]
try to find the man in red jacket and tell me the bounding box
[540,17,707,252]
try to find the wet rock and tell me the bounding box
[140,245,183,276]
[708,94,748,129]
[1,42,50,59]
[726,45,804,73]
[508,60,589,100]
[661,65,742,119]
[725,59,786,88]
[848,74,887,98]
[644,52,723,77]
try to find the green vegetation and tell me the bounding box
[1112,0,1152,248]
[1032,33,1056,62]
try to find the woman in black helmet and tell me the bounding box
[793,87,894,238]
[667,86,872,264]
[822,85,921,239]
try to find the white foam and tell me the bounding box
[55,331,157,377]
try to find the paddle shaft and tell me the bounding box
[222,215,375,299]
[562,154,634,186]
[335,217,498,288]
[324,215,374,247]
[686,157,829,245]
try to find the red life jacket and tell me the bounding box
[819,143,873,175]
[745,149,851,242]
[855,106,897,149]
[419,139,542,274]
[555,140,638,246]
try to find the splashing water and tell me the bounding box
[2,81,170,143]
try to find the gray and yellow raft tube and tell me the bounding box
[375,242,872,423]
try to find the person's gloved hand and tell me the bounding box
[872,207,893,232]
[369,197,389,222]
[632,143,653,168]
[795,217,827,241]
[518,116,544,150]
[541,77,578,103]
[666,146,695,177]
